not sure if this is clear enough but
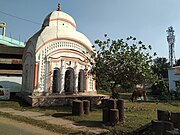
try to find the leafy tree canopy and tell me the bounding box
[151,57,170,79]
[175,59,180,66]
[93,35,157,95]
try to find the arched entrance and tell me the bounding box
[52,68,60,93]
[78,69,86,92]
[64,68,75,94]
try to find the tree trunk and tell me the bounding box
[111,83,118,99]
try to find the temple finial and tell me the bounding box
[57,3,61,11]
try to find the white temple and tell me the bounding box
[21,4,97,105]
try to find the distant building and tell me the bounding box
[21,5,97,106]
[168,66,180,92]
[0,20,25,95]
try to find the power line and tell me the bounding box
[0,10,41,25]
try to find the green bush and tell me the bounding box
[97,89,111,95]
[151,80,168,96]
[170,91,180,100]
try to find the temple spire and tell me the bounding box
[57,3,61,11]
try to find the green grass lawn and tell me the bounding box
[0,96,180,134]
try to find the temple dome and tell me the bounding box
[28,5,94,52]
[42,10,76,29]
[33,27,93,52]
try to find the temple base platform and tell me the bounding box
[19,92,110,107]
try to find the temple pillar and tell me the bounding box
[33,63,39,89]
[47,62,52,93]
[60,60,65,94]
[74,62,79,93]
[85,65,88,92]
[74,73,78,93]
[93,74,96,91]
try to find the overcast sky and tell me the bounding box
[0,0,180,60]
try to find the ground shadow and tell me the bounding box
[10,95,31,107]
[74,120,103,128]
[130,123,152,135]
[52,112,72,117]
[68,131,89,135]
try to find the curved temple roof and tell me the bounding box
[30,5,93,52]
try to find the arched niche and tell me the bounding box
[64,68,75,94]
[52,68,60,93]
[78,69,86,92]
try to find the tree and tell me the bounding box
[175,59,180,66]
[151,57,170,79]
[93,35,156,98]
[151,80,168,96]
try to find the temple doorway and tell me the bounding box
[78,69,86,92]
[52,68,60,93]
[64,68,75,94]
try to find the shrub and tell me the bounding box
[97,89,111,95]
[151,80,168,96]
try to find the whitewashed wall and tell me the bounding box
[168,68,180,91]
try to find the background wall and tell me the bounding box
[0,75,22,92]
